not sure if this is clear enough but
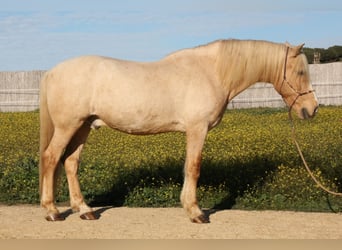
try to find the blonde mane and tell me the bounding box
[165,39,289,98]
[214,39,286,95]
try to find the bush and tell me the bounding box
[0,107,341,212]
[0,156,39,203]
[235,165,342,212]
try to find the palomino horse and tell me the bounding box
[40,39,318,223]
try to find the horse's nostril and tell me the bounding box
[301,108,310,119]
[301,106,318,119]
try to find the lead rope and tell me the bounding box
[288,109,342,197]
[281,46,342,198]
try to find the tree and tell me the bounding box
[303,45,342,64]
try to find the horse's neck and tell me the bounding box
[214,41,284,100]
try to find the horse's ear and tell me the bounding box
[289,43,305,57]
[295,43,305,55]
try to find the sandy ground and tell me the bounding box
[0,204,341,239]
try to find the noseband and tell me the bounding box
[281,46,315,111]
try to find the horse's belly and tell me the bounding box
[95,111,185,135]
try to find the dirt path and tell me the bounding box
[0,205,341,239]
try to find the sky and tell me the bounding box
[0,0,341,71]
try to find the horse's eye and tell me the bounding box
[298,70,305,76]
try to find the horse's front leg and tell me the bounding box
[181,124,209,223]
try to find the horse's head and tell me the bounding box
[278,43,318,119]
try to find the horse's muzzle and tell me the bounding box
[301,106,318,119]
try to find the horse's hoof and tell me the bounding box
[45,213,65,221]
[190,214,210,224]
[80,211,97,220]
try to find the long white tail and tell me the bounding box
[39,73,54,198]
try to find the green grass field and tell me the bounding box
[0,107,341,212]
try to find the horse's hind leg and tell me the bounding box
[62,123,96,220]
[41,128,77,221]
[181,124,209,223]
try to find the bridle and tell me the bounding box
[280,46,315,112]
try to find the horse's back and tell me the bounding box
[42,56,186,132]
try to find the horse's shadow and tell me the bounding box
[68,157,274,222]
[202,208,218,223]
[59,206,220,223]
[59,206,114,220]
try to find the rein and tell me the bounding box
[282,46,342,197]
